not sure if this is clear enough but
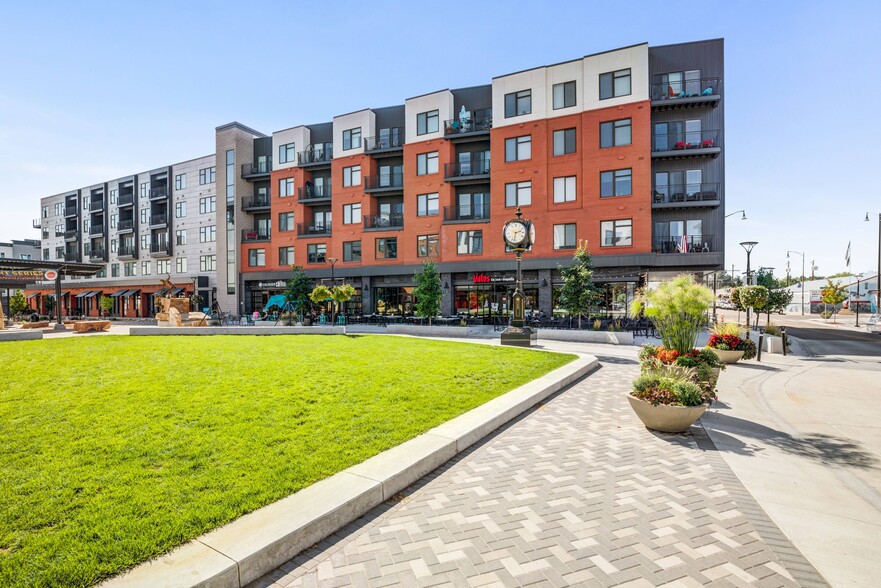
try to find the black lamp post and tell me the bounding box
[327,257,338,324]
[740,241,757,336]
[725,209,747,221]
[500,207,535,347]
[867,213,881,318]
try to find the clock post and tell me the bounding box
[500,207,536,347]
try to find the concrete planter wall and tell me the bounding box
[387,324,468,338]
[539,330,633,345]
[626,395,709,433]
[764,335,783,354]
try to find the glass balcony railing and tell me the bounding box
[444,108,492,136]
[650,77,721,102]
[444,158,491,179]
[297,144,333,166]
[364,174,404,191]
[653,234,715,254]
[652,130,720,153]
[652,182,720,205]
[364,128,404,152]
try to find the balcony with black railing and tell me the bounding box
[64,204,78,217]
[118,245,137,258]
[242,228,272,242]
[296,222,331,237]
[442,203,491,223]
[652,183,720,208]
[444,108,493,138]
[118,192,135,206]
[364,173,404,193]
[89,198,104,212]
[64,230,78,241]
[150,242,171,257]
[64,252,80,262]
[117,219,134,233]
[652,130,721,160]
[54,230,65,238]
[363,214,404,231]
[444,158,491,182]
[89,248,106,260]
[364,128,404,154]
[150,213,168,227]
[32,219,41,229]
[241,158,273,178]
[297,144,333,166]
[89,225,104,236]
[242,195,271,211]
[650,77,721,110]
[653,234,716,254]
[298,184,332,204]
[149,187,168,200]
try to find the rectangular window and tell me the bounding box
[307,243,326,264]
[553,224,577,249]
[175,201,187,218]
[278,142,296,164]
[157,260,170,274]
[110,240,117,253]
[600,118,632,148]
[248,249,266,267]
[343,241,361,262]
[175,174,186,190]
[504,89,532,118]
[279,246,295,266]
[416,110,439,135]
[56,246,64,258]
[200,226,217,242]
[176,257,187,273]
[110,190,117,204]
[417,234,439,258]
[124,262,136,277]
[199,196,216,214]
[279,212,294,231]
[416,193,439,217]
[552,80,576,109]
[553,128,576,156]
[599,68,632,100]
[456,230,483,255]
[110,214,117,229]
[141,260,151,275]
[600,169,632,197]
[279,178,295,197]
[42,248,49,260]
[342,127,361,150]
[111,263,119,277]
[140,208,148,224]
[42,206,48,218]
[140,183,147,198]
[416,151,438,175]
[342,165,361,188]
[375,237,397,260]
[601,219,632,247]
[175,229,187,245]
[505,135,531,162]
[200,255,216,271]
[505,181,532,207]
[140,234,150,251]
[343,203,362,225]
[199,166,216,185]
[553,176,577,203]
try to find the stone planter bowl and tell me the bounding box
[627,395,709,433]
[706,348,744,364]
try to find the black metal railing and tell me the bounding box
[364,214,404,230]
[89,248,105,259]
[55,230,64,237]
[117,219,134,232]
[118,245,136,257]
[64,230,78,240]
[653,234,715,254]
[89,199,104,211]
[242,228,271,241]
[150,242,171,255]
[118,193,134,206]
[65,204,78,217]
[297,144,333,165]
[444,158,491,179]
[298,185,332,201]
[241,159,273,177]
[443,203,491,222]
[150,187,168,200]
[652,182,720,204]
[652,129,720,152]
[364,173,404,191]
[650,77,721,101]
[296,222,332,237]
[242,195,271,209]
[444,108,493,136]
[64,252,80,262]
[89,225,104,236]
[364,128,405,152]
[150,213,168,226]
[32,219,41,228]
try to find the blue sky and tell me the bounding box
[1,0,879,280]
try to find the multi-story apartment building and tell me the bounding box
[0,238,41,315]
[225,39,724,317]
[29,155,219,317]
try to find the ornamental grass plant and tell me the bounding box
[629,274,713,354]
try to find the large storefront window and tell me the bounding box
[454,285,537,318]
[552,281,637,317]
[374,286,414,315]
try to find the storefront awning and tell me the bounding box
[171,287,186,296]
[110,290,126,297]
[153,288,169,297]
[85,290,101,298]
[26,292,39,299]
[76,291,90,298]
[124,289,140,298]
[264,294,290,310]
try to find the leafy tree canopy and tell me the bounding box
[413,261,442,322]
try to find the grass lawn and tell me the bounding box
[0,335,574,587]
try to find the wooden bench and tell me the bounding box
[73,321,111,333]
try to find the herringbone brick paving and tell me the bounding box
[250,354,827,587]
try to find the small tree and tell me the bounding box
[739,285,769,329]
[820,279,847,323]
[99,295,114,317]
[629,274,713,354]
[44,295,56,320]
[764,288,793,324]
[286,265,313,322]
[413,260,442,325]
[310,283,356,324]
[557,241,600,329]
[9,290,28,317]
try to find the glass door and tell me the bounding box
[685,120,702,147]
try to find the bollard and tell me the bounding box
[780,326,787,356]
[757,333,763,362]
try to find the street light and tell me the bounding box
[740,241,757,335]
[786,250,805,315]
[866,212,881,316]
[725,209,747,220]
[327,257,338,324]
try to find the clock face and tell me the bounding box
[504,221,528,245]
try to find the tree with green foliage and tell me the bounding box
[764,288,793,324]
[309,283,356,324]
[739,285,769,329]
[44,295,56,320]
[285,265,313,323]
[629,274,713,354]
[820,279,847,323]
[413,260,442,325]
[9,290,28,317]
[99,295,114,317]
[557,241,601,329]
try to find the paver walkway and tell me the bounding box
[249,351,826,587]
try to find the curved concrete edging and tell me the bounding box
[101,353,599,588]
[129,326,346,336]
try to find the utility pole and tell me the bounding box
[811,260,816,280]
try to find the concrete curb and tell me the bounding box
[0,330,43,341]
[101,353,598,588]
[128,326,346,336]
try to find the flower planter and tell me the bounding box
[627,395,709,433]
[706,348,743,364]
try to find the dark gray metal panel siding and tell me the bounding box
[253,137,272,158]
[452,85,492,113]
[309,122,333,144]
[373,105,405,129]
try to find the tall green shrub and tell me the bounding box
[739,285,769,328]
[285,265,313,321]
[557,241,601,328]
[9,290,28,317]
[820,279,847,323]
[629,274,713,354]
[413,261,442,324]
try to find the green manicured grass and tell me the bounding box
[0,335,573,587]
